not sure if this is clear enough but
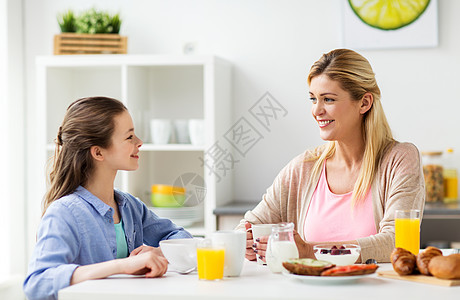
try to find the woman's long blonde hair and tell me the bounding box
[307,49,394,205]
[42,96,127,215]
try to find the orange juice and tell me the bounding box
[197,247,225,280]
[395,218,420,255]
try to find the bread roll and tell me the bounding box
[282,258,334,276]
[391,247,416,275]
[416,246,443,275]
[428,254,460,280]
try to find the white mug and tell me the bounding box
[247,224,276,265]
[150,119,172,144]
[174,119,190,144]
[212,230,246,277]
[188,119,205,145]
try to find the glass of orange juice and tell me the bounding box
[196,239,225,280]
[395,209,421,255]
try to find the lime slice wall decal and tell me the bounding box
[348,0,431,31]
[342,0,438,50]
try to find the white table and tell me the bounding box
[59,261,460,300]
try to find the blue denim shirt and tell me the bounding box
[23,186,192,300]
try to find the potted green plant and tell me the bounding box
[54,8,127,55]
[74,8,121,34]
[57,10,76,33]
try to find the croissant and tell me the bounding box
[391,247,416,275]
[416,246,443,275]
[428,254,460,280]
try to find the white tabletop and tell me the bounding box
[59,261,460,300]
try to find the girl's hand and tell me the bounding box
[123,251,168,278]
[130,245,164,258]
[245,222,256,261]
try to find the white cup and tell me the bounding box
[247,224,276,265]
[212,230,246,277]
[174,119,190,144]
[150,119,172,144]
[188,119,205,145]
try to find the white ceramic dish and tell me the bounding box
[313,244,360,266]
[150,205,204,227]
[159,238,201,273]
[282,269,372,284]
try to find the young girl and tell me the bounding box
[23,97,192,300]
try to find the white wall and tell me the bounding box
[0,0,9,282]
[24,0,460,208]
[1,0,26,297]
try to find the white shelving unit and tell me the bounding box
[30,55,232,244]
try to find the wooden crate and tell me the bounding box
[54,33,127,55]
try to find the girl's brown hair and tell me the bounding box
[307,49,394,205]
[42,96,127,215]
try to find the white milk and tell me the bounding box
[266,241,299,273]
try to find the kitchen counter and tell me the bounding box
[59,261,459,300]
[424,201,460,218]
[213,200,257,216]
[215,200,460,217]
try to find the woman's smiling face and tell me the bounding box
[309,74,364,143]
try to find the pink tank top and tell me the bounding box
[303,162,377,242]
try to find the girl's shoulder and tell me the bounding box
[42,192,84,223]
[47,192,81,211]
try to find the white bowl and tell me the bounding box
[313,244,361,266]
[159,238,200,272]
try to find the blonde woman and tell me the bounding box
[241,49,425,263]
[24,97,192,300]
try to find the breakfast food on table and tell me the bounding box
[428,254,460,280]
[313,244,361,266]
[321,264,379,276]
[320,245,351,255]
[416,246,443,275]
[282,258,335,276]
[391,247,416,275]
[390,246,460,280]
[282,258,378,277]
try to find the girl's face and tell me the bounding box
[103,111,143,172]
[309,75,364,143]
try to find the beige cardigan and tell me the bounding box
[238,142,425,262]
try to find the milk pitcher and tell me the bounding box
[266,222,299,273]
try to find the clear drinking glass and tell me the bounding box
[196,239,225,280]
[395,209,421,255]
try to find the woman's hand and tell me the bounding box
[123,251,168,277]
[130,245,164,258]
[253,235,269,263]
[245,222,256,261]
[293,230,314,258]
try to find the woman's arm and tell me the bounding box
[70,251,168,285]
[357,143,425,262]
[254,232,362,262]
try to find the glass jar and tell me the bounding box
[422,151,444,203]
[266,222,299,273]
[443,148,458,203]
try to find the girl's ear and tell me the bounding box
[360,92,373,114]
[90,146,104,162]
